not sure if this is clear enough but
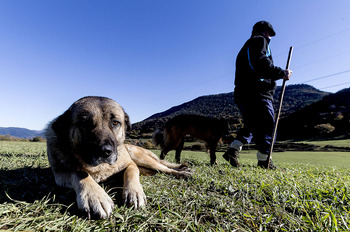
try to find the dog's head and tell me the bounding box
[52,96,131,167]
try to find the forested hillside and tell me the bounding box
[130,84,330,138]
[278,87,350,140]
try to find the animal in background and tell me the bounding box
[153,114,228,165]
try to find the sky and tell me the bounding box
[1,0,350,130]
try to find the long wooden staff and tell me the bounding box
[267,46,293,168]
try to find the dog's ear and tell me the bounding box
[124,111,131,132]
[52,109,72,139]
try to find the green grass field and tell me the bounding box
[302,139,350,148]
[0,141,349,231]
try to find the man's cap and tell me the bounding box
[252,21,276,36]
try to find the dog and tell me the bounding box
[46,96,192,219]
[153,114,228,165]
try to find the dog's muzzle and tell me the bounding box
[83,144,118,166]
[100,144,117,165]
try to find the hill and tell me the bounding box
[130,84,329,137]
[278,87,350,140]
[0,127,44,139]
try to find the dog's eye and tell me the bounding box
[112,120,120,127]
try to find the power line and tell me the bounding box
[293,50,350,69]
[274,26,350,58]
[190,28,350,91]
[301,69,350,84]
[320,81,350,90]
[133,71,234,110]
[138,28,350,111]
[295,27,350,51]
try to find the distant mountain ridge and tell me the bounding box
[0,127,44,139]
[279,87,350,139]
[3,84,348,140]
[145,84,328,121]
[130,84,330,137]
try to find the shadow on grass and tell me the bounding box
[0,167,58,204]
[0,167,125,217]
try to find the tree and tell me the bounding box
[314,123,335,135]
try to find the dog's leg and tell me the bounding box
[139,157,192,178]
[54,171,114,219]
[160,150,166,160]
[123,162,147,209]
[125,144,193,178]
[133,150,192,178]
[209,144,218,165]
[159,159,188,169]
[175,139,184,163]
[160,145,172,160]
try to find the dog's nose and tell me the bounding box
[101,145,114,157]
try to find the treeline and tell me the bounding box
[130,84,332,139]
[0,135,46,142]
[279,87,350,140]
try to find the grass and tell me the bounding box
[0,141,349,231]
[302,139,350,148]
[221,150,350,170]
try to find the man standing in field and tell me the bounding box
[223,21,292,169]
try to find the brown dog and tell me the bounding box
[46,96,192,219]
[153,114,228,165]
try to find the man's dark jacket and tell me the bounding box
[234,35,285,102]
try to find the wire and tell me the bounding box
[320,81,350,90]
[293,50,350,69]
[139,27,350,110]
[274,26,350,58]
[295,27,350,51]
[301,69,350,84]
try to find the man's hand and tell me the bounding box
[283,69,292,80]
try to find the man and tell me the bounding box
[223,21,292,169]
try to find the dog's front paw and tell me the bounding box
[123,183,147,209]
[77,183,114,219]
[174,168,194,179]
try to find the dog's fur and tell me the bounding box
[46,96,192,219]
[153,114,228,165]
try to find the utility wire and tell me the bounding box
[140,27,350,110]
[274,26,350,59]
[295,27,350,51]
[301,69,350,84]
[293,50,350,69]
[320,81,350,90]
[198,28,350,90]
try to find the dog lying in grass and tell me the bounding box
[46,96,192,219]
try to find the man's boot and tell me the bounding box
[257,151,277,169]
[223,148,240,167]
[257,159,277,169]
[223,140,243,167]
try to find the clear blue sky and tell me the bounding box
[1,1,350,130]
